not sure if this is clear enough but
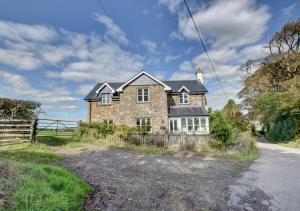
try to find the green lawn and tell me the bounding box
[0,141,92,211]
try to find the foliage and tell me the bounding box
[238,19,300,142]
[209,111,232,145]
[76,122,116,139]
[222,99,249,131]
[115,124,137,141]
[0,98,41,119]
[0,143,92,210]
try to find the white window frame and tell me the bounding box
[137,88,149,103]
[101,93,111,104]
[136,118,152,132]
[179,92,189,104]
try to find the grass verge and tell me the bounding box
[277,138,300,149]
[0,142,92,211]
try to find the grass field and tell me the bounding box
[0,140,92,211]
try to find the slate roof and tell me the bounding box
[84,82,123,101]
[84,80,207,101]
[168,106,209,117]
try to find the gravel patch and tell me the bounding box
[62,149,245,210]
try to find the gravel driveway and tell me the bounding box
[63,149,245,211]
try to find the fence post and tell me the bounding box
[29,118,37,142]
[56,120,58,136]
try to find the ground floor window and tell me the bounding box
[136,118,151,132]
[103,119,113,124]
[169,117,208,133]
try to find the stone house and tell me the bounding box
[84,66,209,134]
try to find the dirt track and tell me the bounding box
[63,149,245,211]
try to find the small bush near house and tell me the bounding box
[76,122,116,139]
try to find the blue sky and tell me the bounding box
[0,0,298,121]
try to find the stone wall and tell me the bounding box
[118,84,168,133]
[88,84,169,133]
[89,100,120,124]
[168,94,204,107]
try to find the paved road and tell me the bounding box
[228,138,300,210]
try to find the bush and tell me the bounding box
[76,122,116,139]
[210,111,233,145]
[115,124,137,141]
[236,132,256,153]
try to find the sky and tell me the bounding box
[0,0,298,121]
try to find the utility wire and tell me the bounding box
[183,0,229,99]
[96,0,108,16]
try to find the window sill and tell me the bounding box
[101,103,112,106]
[136,101,150,104]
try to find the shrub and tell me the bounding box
[76,122,116,139]
[115,124,136,141]
[237,132,256,153]
[210,111,233,145]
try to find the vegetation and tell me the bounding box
[238,19,300,144]
[0,98,41,119]
[0,142,92,210]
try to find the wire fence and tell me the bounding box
[37,119,78,137]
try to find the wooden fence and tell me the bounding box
[0,117,37,141]
[106,133,214,150]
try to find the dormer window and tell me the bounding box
[101,93,111,104]
[179,92,189,104]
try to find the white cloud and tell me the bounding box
[283,3,296,18]
[164,54,181,63]
[0,20,144,82]
[0,20,57,43]
[169,31,184,41]
[94,13,128,46]
[141,39,157,53]
[42,105,79,111]
[158,0,182,13]
[185,46,193,55]
[0,70,79,103]
[178,0,271,48]
[76,84,95,96]
[179,61,193,72]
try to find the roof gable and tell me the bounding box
[96,82,115,94]
[116,71,171,92]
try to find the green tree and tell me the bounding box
[209,111,232,144]
[0,98,41,119]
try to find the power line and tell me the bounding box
[96,0,108,16]
[183,0,229,99]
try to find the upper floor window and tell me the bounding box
[101,93,111,104]
[137,88,149,102]
[179,92,189,104]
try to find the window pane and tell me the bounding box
[188,118,193,131]
[136,119,140,125]
[170,120,173,130]
[194,118,199,131]
[138,89,143,95]
[174,120,178,130]
[201,118,206,131]
[138,95,143,102]
[181,118,186,129]
[144,95,149,101]
[143,89,148,95]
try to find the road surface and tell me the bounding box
[228,138,300,210]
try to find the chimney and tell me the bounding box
[195,64,203,83]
